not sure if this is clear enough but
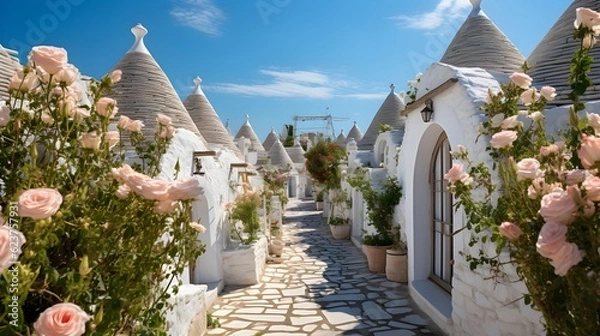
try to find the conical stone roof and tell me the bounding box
[286,137,306,164]
[440,0,524,73]
[262,127,279,152]
[335,129,346,146]
[357,85,405,150]
[347,121,363,143]
[0,46,20,101]
[183,77,243,159]
[528,0,600,105]
[268,138,294,170]
[234,115,265,152]
[109,24,205,146]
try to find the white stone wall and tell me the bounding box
[222,236,268,285]
[395,63,543,334]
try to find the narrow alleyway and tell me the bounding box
[208,199,444,336]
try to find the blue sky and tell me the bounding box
[0,0,571,141]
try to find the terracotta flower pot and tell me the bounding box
[330,223,350,240]
[269,239,284,257]
[386,249,408,282]
[315,201,323,210]
[363,245,389,273]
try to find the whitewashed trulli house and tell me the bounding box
[285,137,309,198]
[267,137,293,171]
[106,23,247,336]
[357,84,406,151]
[262,127,279,152]
[0,45,20,101]
[183,76,244,160]
[234,115,266,165]
[346,121,364,144]
[335,129,347,147]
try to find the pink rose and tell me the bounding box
[29,46,68,75]
[158,125,175,139]
[0,102,10,126]
[115,184,131,199]
[579,135,600,168]
[583,175,600,201]
[540,187,578,225]
[565,169,587,185]
[41,112,54,125]
[189,222,206,233]
[516,158,542,180]
[530,111,544,122]
[501,116,521,130]
[79,132,101,150]
[154,199,177,214]
[34,303,90,336]
[117,116,143,132]
[520,88,540,106]
[510,72,532,89]
[168,178,204,200]
[95,97,118,118]
[583,34,597,48]
[18,188,63,219]
[499,222,522,241]
[490,130,518,149]
[540,86,556,101]
[540,144,559,156]
[527,178,560,199]
[444,163,471,185]
[583,200,596,217]
[122,171,151,189]
[549,242,583,276]
[536,222,568,259]
[10,69,39,92]
[111,164,136,183]
[110,69,122,83]
[156,113,172,126]
[0,226,26,272]
[575,7,600,30]
[55,64,79,86]
[587,112,600,131]
[128,178,171,201]
[104,131,119,150]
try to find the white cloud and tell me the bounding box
[390,0,471,30]
[170,0,225,37]
[206,69,386,100]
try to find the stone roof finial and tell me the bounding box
[271,126,275,132]
[128,23,149,54]
[390,84,395,93]
[470,0,482,14]
[192,76,203,95]
[244,114,250,125]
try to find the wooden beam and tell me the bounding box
[401,78,459,116]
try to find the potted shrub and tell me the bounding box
[386,227,408,282]
[228,190,262,245]
[315,191,324,210]
[348,169,402,273]
[329,216,350,240]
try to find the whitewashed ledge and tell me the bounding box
[223,236,268,285]
[166,284,207,336]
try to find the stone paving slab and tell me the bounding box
[208,199,444,336]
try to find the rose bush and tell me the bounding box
[446,7,600,335]
[0,46,205,335]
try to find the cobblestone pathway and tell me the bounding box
[208,199,444,336]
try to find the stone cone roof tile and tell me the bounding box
[286,138,306,164]
[440,0,524,73]
[263,127,279,152]
[0,46,20,101]
[183,77,243,159]
[528,0,600,105]
[357,85,405,150]
[234,115,265,152]
[268,138,294,169]
[335,130,346,146]
[109,24,205,147]
[347,121,363,143]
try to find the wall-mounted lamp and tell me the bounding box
[421,99,434,123]
[192,151,216,175]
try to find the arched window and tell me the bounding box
[430,133,453,292]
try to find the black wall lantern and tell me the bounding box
[192,151,216,175]
[421,99,434,123]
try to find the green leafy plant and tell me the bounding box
[304,140,347,190]
[445,9,600,335]
[328,216,349,226]
[227,191,262,245]
[0,46,205,335]
[206,312,221,329]
[378,123,393,133]
[347,168,402,246]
